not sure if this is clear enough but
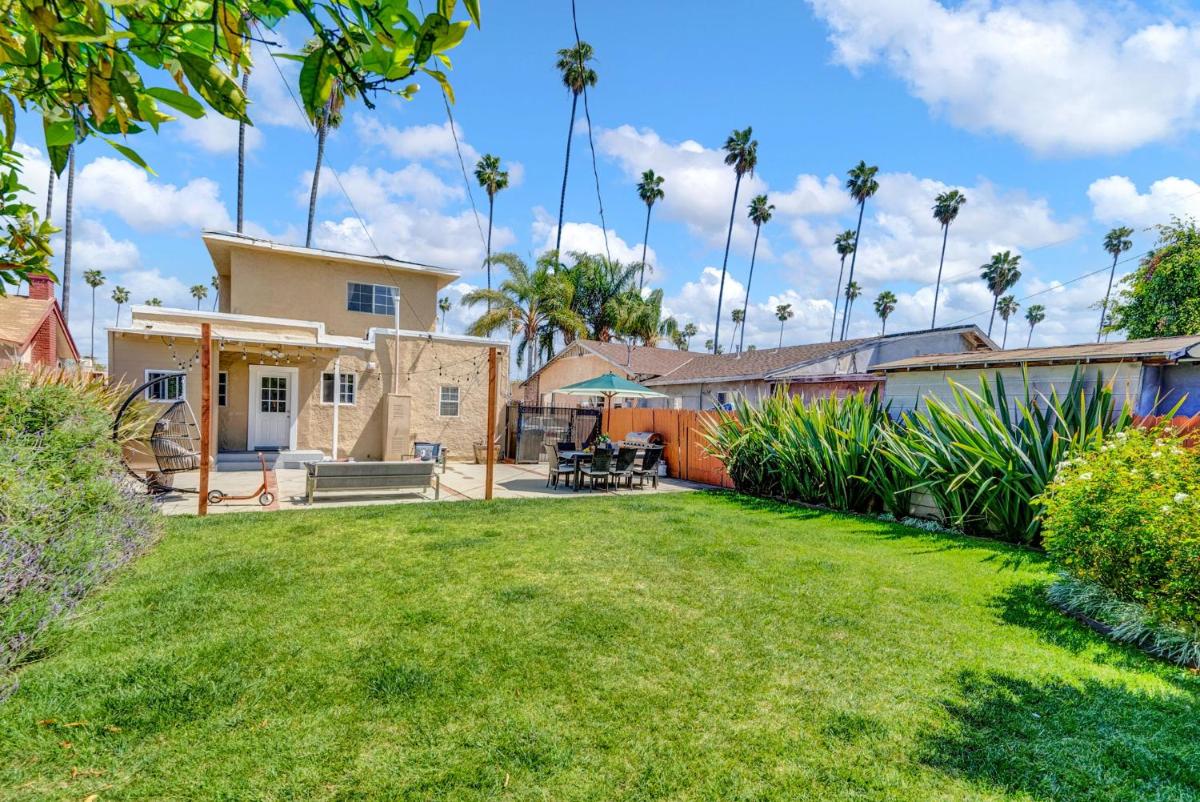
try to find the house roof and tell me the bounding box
[519,339,694,387]
[644,338,877,385]
[202,231,460,288]
[871,335,1200,372]
[0,295,79,359]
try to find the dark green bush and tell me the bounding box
[0,368,158,694]
[1040,427,1200,632]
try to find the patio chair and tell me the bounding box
[546,444,576,489]
[407,441,448,473]
[556,440,577,454]
[609,446,639,489]
[632,446,663,489]
[579,449,614,491]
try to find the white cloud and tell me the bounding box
[75,157,233,232]
[245,41,310,130]
[808,0,1200,154]
[353,116,480,164]
[530,206,660,272]
[303,163,464,210]
[52,219,141,271]
[1087,175,1200,227]
[177,112,263,155]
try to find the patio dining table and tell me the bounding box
[559,449,593,491]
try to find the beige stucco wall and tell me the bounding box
[111,328,508,462]
[226,249,441,336]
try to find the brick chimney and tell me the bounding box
[27,273,58,366]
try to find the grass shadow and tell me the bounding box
[921,669,1200,801]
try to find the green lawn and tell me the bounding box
[2,493,1197,801]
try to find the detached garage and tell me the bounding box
[871,336,1200,418]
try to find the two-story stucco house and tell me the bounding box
[107,232,508,468]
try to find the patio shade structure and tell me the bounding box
[555,372,667,436]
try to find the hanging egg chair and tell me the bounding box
[112,374,203,495]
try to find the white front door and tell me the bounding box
[248,365,298,450]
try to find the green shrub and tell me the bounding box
[1040,427,1200,631]
[0,368,158,694]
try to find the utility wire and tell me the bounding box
[571,0,611,263]
[440,86,488,252]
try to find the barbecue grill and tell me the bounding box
[622,431,663,448]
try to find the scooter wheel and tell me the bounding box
[207,490,224,505]
[258,492,275,506]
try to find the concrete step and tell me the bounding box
[216,450,326,472]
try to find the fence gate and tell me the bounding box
[506,404,601,462]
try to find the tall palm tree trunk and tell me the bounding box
[236,71,249,233]
[61,144,76,319]
[779,319,785,349]
[830,254,846,342]
[485,194,494,311]
[1027,324,1035,347]
[988,297,998,338]
[1098,252,1118,342]
[714,173,743,354]
[739,223,761,354]
[639,203,652,291]
[839,201,866,340]
[115,301,122,329]
[554,93,579,256]
[305,107,330,248]
[89,285,96,360]
[881,315,887,336]
[1002,317,1010,348]
[931,223,948,328]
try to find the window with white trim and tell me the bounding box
[347,282,396,316]
[145,370,186,402]
[439,385,460,417]
[217,372,228,407]
[321,372,357,404]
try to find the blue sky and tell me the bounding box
[18,0,1200,362]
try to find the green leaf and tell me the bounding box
[177,53,249,123]
[0,94,14,149]
[421,68,454,104]
[47,144,70,176]
[104,138,155,174]
[145,87,205,119]
[298,47,334,121]
[44,118,75,147]
[462,0,481,28]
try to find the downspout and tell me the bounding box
[332,355,341,461]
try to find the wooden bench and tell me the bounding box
[304,460,440,504]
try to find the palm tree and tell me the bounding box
[681,322,697,351]
[997,294,1020,348]
[236,69,250,233]
[714,126,758,353]
[844,281,862,334]
[61,142,77,319]
[840,161,880,340]
[729,307,744,353]
[190,283,208,309]
[111,285,129,328]
[302,40,351,248]
[553,41,598,256]
[462,252,584,379]
[775,303,793,348]
[559,252,639,342]
[738,194,774,354]
[873,290,897,335]
[704,338,723,355]
[830,229,856,341]
[145,297,162,307]
[83,269,104,360]
[474,154,510,303]
[1098,226,1133,342]
[614,288,675,346]
[931,189,967,327]
[438,296,451,332]
[980,250,1022,338]
[211,274,220,311]
[1025,303,1045,347]
[636,169,665,290]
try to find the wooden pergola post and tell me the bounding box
[485,346,497,500]
[198,322,212,516]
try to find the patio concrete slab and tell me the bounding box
[155,461,703,515]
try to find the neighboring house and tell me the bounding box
[872,336,1200,417]
[0,273,80,369]
[107,232,508,467]
[521,339,696,406]
[643,325,993,410]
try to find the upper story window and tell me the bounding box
[347,282,396,316]
[145,370,186,402]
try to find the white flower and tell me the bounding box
[1151,451,1163,459]
[1115,431,1128,441]
[1079,472,1093,482]
[1174,492,1190,504]
[1161,505,1173,513]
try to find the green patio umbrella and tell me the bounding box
[556,372,667,436]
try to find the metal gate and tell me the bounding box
[506,404,601,463]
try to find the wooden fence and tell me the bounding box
[606,408,733,488]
